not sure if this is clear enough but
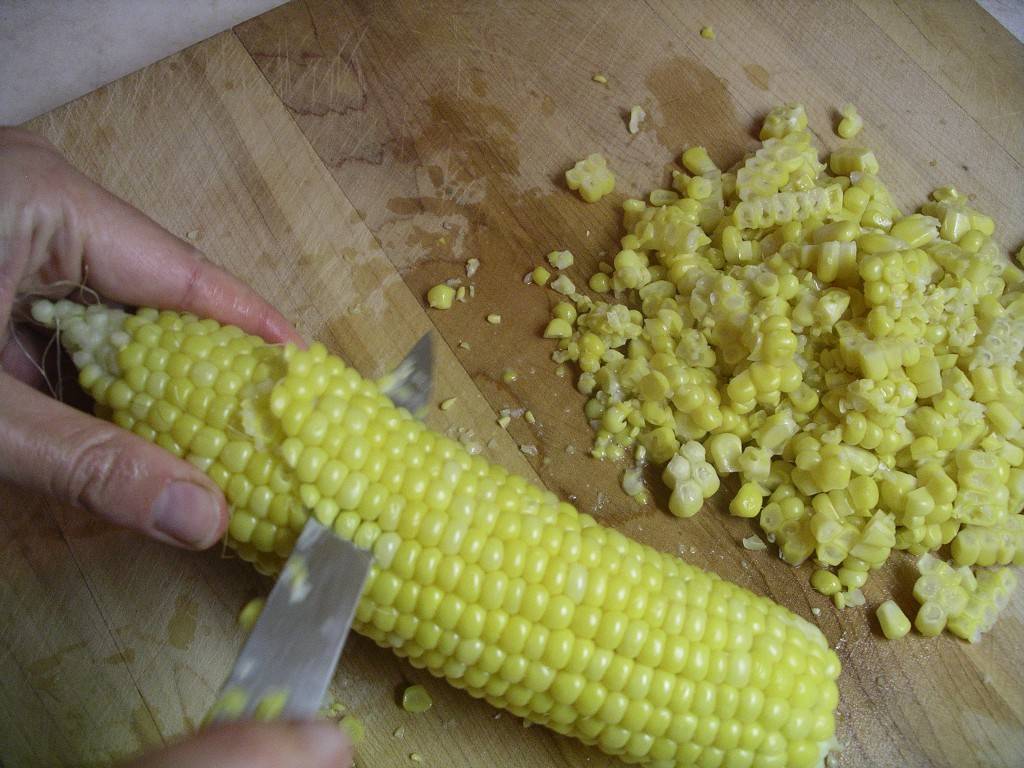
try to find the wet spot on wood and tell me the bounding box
[27,641,87,692]
[646,58,749,167]
[103,648,136,665]
[130,704,163,749]
[29,655,64,677]
[471,70,489,97]
[167,595,198,651]
[387,197,424,215]
[743,63,770,91]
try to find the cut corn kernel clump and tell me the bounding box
[912,554,1018,642]
[548,250,575,270]
[39,300,841,768]
[539,102,1024,621]
[566,153,615,203]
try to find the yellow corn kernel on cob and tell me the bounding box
[35,300,840,768]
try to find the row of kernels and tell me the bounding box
[732,185,843,230]
[947,568,1018,642]
[951,517,1024,567]
[633,205,708,255]
[912,553,1018,642]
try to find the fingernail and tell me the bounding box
[296,722,352,764]
[152,481,222,547]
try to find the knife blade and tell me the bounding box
[379,333,433,416]
[207,520,372,723]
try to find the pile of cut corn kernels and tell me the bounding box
[542,103,1023,642]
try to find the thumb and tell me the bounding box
[0,372,227,548]
[122,720,353,768]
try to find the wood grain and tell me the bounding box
[2,2,1022,767]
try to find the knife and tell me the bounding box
[207,333,433,724]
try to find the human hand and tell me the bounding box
[0,127,303,548]
[121,720,353,768]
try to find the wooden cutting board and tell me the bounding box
[2,2,1022,766]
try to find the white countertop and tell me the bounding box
[0,0,287,124]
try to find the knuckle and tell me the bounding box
[61,428,141,514]
[178,257,206,308]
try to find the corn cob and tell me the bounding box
[34,299,840,768]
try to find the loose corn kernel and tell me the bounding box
[238,597,265,632]
[544,318,573,339]
[876,600,911,639]
[730,481,765,518]
[812,570,842,596]
[914,603,946,637]
[686,176,712,200]
[254,689,290,721]
[486,314,502,325]
[532,266,551,286]
[340,715,365,744]
[829,146,879,176]
[550,275,576,295]
[699,26,715,40]
[836,103,863,139]
[427,284,455,310]
[706,433,743,474]
[589,273,610,292]
[402,684,433,713]
[681,146,717,175]
[206,688,248,722]
[627,105,647,135]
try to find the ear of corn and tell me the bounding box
[35,299,840,768]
